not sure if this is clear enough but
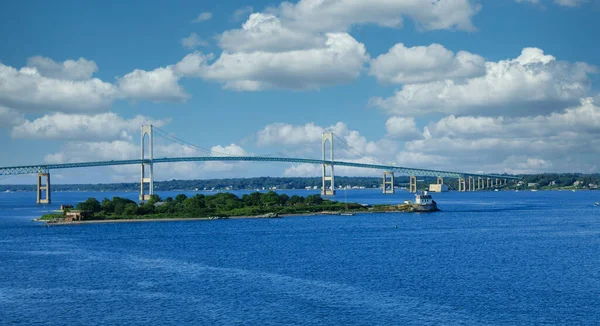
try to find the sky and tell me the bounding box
[1,0,599,184]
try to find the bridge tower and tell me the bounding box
[458,177,466,192]
[321,132,335,196]
[437,177,444,185]
[36,173,51,204]
[139,125,154,201]
[382,171,394,194]
[409,176,417,193]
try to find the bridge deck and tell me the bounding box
[0,156,519,180]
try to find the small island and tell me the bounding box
[39,191,438,224]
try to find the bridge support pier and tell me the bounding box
[321,132,335,196]
[487,178,491,189]
[468,176,474,191]
[409,176,417,193]
[382,171,394,194]
[478,177,483,190]
[458,177,466,192]
[140,125,154,202]
[495,178,499,188]
[437,177,443,185]
[36,173,51,204]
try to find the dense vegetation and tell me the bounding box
[41,192,367,221]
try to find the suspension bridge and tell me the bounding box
[0,125,519,204]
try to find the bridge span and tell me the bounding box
[0,125,519,204]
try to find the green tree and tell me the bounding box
[101,198,115,213]
[123,203,138,216]
[76,198,102,213]
[147,194,162,205]
[261,191,281,207]
[175,194,188,204]
[305,194,323,205]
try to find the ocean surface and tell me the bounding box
[0,189,599,325]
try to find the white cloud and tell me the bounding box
[256,121,396,165]
[257,122,324,146]
[369,43,485,84]
[277,0,481,32]
[372,47,597,117]
[394,96,600,174]
[192,12,212,23]
[26,56,98,81]
[11,112,170,141]
[211,144,248,156]
[0,61,117,113]
[117,66,189,102]
[181,32,208,49]
[516,0,588,7]
[385,117,422,140]
[0,106,25,127]
[232,6,254,22]
[172,52,212,77]
[0,55,200,115]
[206,33,369,91]
[218,13,325,52]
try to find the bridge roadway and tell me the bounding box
[0,156,519,180]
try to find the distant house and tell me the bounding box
[573,181,582,187]
[64,210,91,222]
[60,205,74,211]
[589,184,598,189]
[549,181,556,186]
[528,183,538,187]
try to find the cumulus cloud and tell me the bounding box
[277,0,481,32]
[385,117,422,140]
[207,33,369,91]
[0,106,25,127]
[369,43,485,84]
[257,122,324,146]
[0,56,200,116]
[218,13,326,52]
[0,60,117,113]
[11,112,170,141]
[181,32,208,49]
[395,97,600,174]
[256,121,397,165]
[372,47,597,117]
[117,66,189,102]
[212,0,481,91]
[192,12,212,23]
[26,56,98,81]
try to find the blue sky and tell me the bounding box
[1,0,599,184]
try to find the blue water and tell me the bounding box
[1,189,599,325]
